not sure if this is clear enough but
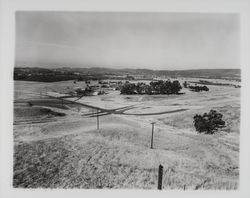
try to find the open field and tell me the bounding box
[13,79,240,189]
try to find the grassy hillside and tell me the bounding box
[13,80,240,189]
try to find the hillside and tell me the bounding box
[14,67,241,82]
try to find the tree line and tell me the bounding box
[120,80,182,95]
[183,81,209,92]
[189,85,209,92]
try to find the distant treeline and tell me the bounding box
[14,67,241,82]
[14,74,106,82]
[14,68,106,82]
[183,81,209,92]
[120,80,182,95]
[14,74,76,82]
[189,80,239,87]
[189,85,209,92]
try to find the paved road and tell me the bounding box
[17,91,189,117]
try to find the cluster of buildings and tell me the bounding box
[71,80,125,96]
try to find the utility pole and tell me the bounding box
[151,122,156,149]
[97,108,99,130]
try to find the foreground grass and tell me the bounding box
[14,135,158,189]
[13,127,239,189]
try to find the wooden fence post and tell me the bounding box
[97,108,99,130]
[158,164,163,190]
[151,122,155,149]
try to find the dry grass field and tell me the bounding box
[13,79,240,189]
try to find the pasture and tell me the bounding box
[13,79,240,189]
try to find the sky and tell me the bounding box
[15,12,240,70]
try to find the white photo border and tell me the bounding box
[1,0,250,198]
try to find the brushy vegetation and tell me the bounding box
[193,110,225,134]
[182,81,209,92]
[120,80,182,95]
[40,108,66,116]
[189,85,209,92]
[183,81,189,88]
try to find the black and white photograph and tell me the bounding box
[1,0,250,197]
[13,11,241,189]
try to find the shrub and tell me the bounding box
[189,85,209,92]
[193,110,225,134]
[183,81,188,88]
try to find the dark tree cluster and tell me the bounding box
[14,68,106,82]
[14,73,77,82]
[183,81,189,88]
[120,80,182,95]
[189,85,209,92]
[193,110,225,134]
